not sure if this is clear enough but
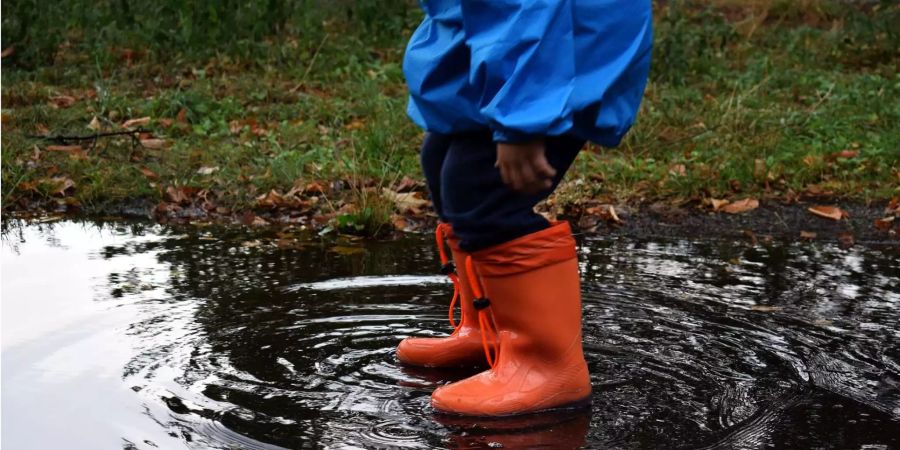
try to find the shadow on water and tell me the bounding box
[1,219,898,449]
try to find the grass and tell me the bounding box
[2,0,898,229]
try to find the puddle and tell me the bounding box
[2,220,898,449]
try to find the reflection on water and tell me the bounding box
[2,220,898,449]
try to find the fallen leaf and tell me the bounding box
[158,118,174,128]
[344,118,365,131]
[808,205,847,221]
[1,46,14,58]
[304,181,327,194]
[251,216,270,227]
[753,159,767,179]
[800,230,817,240]
[827,149,859,161]
[87,116,102,131]
[166,186,190,204]
[138,167,158,180]
[669,164,686,177]
[383,188,430,213]
[176,108,189,125]
[46,144,83,153]
[43,177,76,196]
[391,214,408,231]
[122,116,151,129]
[393,176,423,193]
[710,198,729,211]
[49,95,76,108]
[721,198,759,214]
[197,166,219,175]
[140,138,171,149]
[838,232,855,248]
[751,305,782,312]
[886,198,899,216]
[874,216,895,231]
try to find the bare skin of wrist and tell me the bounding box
[495,140,557,194]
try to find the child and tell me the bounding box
[396,0,653,416]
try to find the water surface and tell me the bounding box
[2,220,898,449]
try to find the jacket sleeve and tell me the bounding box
[460,0,576,143]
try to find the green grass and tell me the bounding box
[2,0,898,225]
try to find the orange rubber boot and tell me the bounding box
[396,224,486,368]
[431,221,591,416]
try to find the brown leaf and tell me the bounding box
[391,214,408,231]
[721,198,759,214]
[886,198,899,216]
[710,198,729,211]
[669,164,686,177]
[800,231,817,240]
[166,186,190,204]
[393,176,423,193]
[87,116,102,131]
[808,205,847,221]
[158,118,175,128]
[383,188,430,214]
[344,118,365,131]
[46,144,83,153]
[1,46,14,58]
[753,159,767,179]
[43,177,76,196]
[304,181,327,194]
[874,216,895,231]
[122,116,151,129]
[750,305,782,312]
[827,149,859,161]
[176,108,189,125]
[49,95,76,108]
[140,138,171,150]
[138,166,159,180]
[838,232,855,248]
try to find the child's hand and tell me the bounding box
[495,140,557,194]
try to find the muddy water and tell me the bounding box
[2,220,898,449]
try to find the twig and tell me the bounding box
[26,128,147,144]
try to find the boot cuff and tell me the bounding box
[471,221,577,277]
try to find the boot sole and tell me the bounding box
[431,393,593,418]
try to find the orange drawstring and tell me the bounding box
[436,224,462,331]
[465,255,500,368]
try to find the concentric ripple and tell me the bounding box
[2,221,898,449]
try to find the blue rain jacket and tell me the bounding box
[404,0,653,147]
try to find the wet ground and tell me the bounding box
[2,220,899,449]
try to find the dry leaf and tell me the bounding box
[753,159,767,179]
[874,216,894,231]
[87,116,102,131]
[750,305,782,312]
[710,198,729,211]
[46,144,83,153]
[49,95,76,108]
[43,177,75,196]
[828,149,859,160]
[721,198,759,214]
[122,116,151,129]
[668,164,686,177]
[140,138,170,149]
[197,166,219,175]
[383,188,429,213]
[166,186,190,204]
[838,232,855,248]
[800,231,817,240]
[1,46,14,58]
[808,205,847,221]
[344,119,365,131]
[176,108,189,125]
[138,167,158,180]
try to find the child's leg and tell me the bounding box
[419,132,453,220]
[439,131,585,252]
